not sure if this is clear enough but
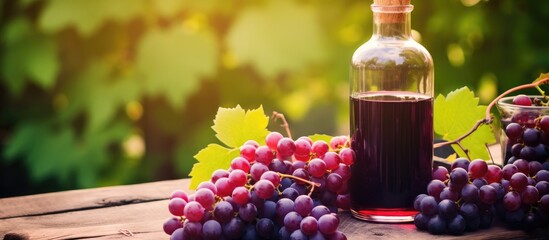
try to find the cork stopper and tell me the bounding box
[372,0,412,23]
[373,0,411,5]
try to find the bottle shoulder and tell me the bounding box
[351,38,433,68]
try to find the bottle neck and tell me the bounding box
[371,5,413,39]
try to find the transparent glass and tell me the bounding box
[496,96,549,165]
[349,3,434,222]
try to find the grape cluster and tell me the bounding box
[416,158,549,235]
[163,132,354,239]
[503,95,549,164]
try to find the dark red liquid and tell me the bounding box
[349,92,433,221]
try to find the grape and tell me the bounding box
[215,177,234,197]
[183,201,205,222]
[281,187,300,201]
[278,137,296,159]
[536,170,549,182]
[539,116,549,132]
[414,194,427,210]
[420,196,438,216]
[223,217,245,239]
[276,198,296,223]
[520,146,536,161]
[461,183,479,203]
[328,231,347,240]
[432,166,449,181]
[427,180,446,200]
[256,218,276,238]
[270,159,289,175]
[520,185,539,205]
[254,180,276,199]
[447,214,466,235]
[479,212,493,229]
[318,214,339,235]
[202,220,222,239]
[170,228,184,240]
[414,213,430,231]
[510,172,528,192]
[266,132,284,151]
[529,161,543,176]
[513,159,530,175]
[329,136,346,150]
[213,201,234,223]
[504,208,525,225]
[536,181,549,196]
[339,148,355,165]
[250,163,269,181]
[511,143,523,158]
[279,227,291,240]
[255,146,275,165]
[502,164,518,180]
[295,195,314,217]
[260,170,282,187]
[439,187,459,201]
[449,168,469,187]
[333,164,351,181]
[459,202,479,220]
[438,199,458,220]
[322,152,341,171]
[238,203,258,222]
[523,128,541,146]
[505,123,523,140]
[300,216,319,236]
[290,229,308,240]
[466,215,481,231]
[308,158,327,178]
[231,157,251,174]
[259,200,276,219]
[168,198,187,216]
[534,144,548,162]
[451,158,470,170]
[183,220,202,237]
[485,165,503,184]
[326,173,343,192]
[163,217,183,235]
[211,169,230,183]
[194,188,215,209]
[170,190,189,201]
[244,140,260,148]
[427,215,447,235]
[243,224,257,240]
[292,168,310,185]
[468,159,488,179]
[472,178,488,189]
[284,211,303,232]
[311,140,329,158]
[336,194,351,210]
[232,186,251,205]
[197,181,217,195]
[512,94,532,106]
[503,191,521,211]
[240,144,257,162]
[311,205,331,220]
[540,195,549,213]
[479,185,497,204]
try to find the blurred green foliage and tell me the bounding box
[1,0,548,196]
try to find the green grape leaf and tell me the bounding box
[189,105,270,189]
[0,18,59,95]
[212,105,269,148]
[189,144,239,189]
[534,72,549,83]
[39,0,145,37]
[226,0,327,79]
[136,26,218,108]
[308,134,334,144]
[434,87,496,160]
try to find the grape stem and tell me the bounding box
[433,77,549,161]
[278,173,321,197]
[272,111,292,139]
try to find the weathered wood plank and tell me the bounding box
[0,179,189,219]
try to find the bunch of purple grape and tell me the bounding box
[163,132,354,239]
[503,94,549,164]
[414,158,549,235]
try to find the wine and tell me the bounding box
[349,91,433,222]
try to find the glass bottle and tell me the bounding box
[348,0,434,222]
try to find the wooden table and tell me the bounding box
[1,178,548,239]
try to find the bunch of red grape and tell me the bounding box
[414,158,549,235]
[503,94,549,164]
[163,132,354,239]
